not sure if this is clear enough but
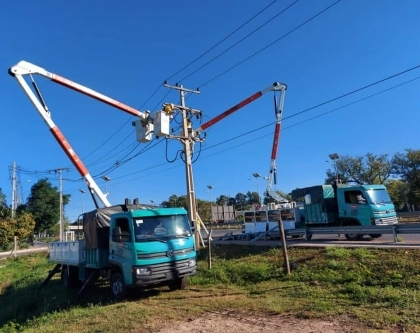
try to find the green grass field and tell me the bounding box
[1,245,420,332]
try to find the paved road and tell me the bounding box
[1,229,419,260]
[203,228,420,248]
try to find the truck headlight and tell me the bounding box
[136,267,151,275]
[188,259,196,267]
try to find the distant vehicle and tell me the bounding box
[291,182,398,240]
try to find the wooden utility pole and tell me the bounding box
[277,219,290,275]
[11,162,17,218]
[49,167,70,241]
[162,83,202,248]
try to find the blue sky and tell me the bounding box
[1,0,420,221]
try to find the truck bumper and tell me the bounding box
[132,257,197,287]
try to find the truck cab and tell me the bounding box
[337,184,398,227]
[108,207,197,298]
[49,203,197,299]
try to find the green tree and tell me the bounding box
[385,179,410,210]
[0,187,10,218]
[216,195,229,206]
[246,191,260,205]
[392,149,420,209]
[0,212,36,251]
[234,192,248,210]
[25,178,70,233]
[161,194,179,208]
[325,153,393,185]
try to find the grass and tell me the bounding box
[1,246,420,332]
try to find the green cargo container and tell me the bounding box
[291,185,338,225]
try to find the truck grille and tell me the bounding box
[137,247,194,260]
[375,216,398,225]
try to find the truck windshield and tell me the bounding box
[366,189,392,205]
[133,214,191,241]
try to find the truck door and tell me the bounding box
[341,190,371,226]
[110,217,135,284]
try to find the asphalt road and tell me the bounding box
[2,229,419,260]
[203,228,420,248]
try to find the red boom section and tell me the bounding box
[199,91,263,131]
[51,74,141,117]
[271,123,281,160]
[50,126,89,176]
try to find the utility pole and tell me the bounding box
[163,83,201,247]
[11,162,17,218]
[49,167,70,241]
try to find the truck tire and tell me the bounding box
[369,234,382,239]
[61,265,79,288]
[168,277,188,291]
[345,234,363,241]
[111,272,126,300]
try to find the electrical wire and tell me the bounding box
[165,0,280,82]
[178,0,300,83]
[198,0,342,88]
[94,70,420,185]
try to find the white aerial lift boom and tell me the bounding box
[263,83,289,204]
[8,61,151,208]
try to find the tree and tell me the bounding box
[385,179,410,211]
[0,188,10,218]
[25,178,70,233]
[161,194,179,208]
[392,149,420,209]
[0,212,36,251]
[216,195,229,206]
[325,153,393,185]
[234,193,248,210]
[246,191,260,205]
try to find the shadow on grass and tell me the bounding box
[0,275,161,328]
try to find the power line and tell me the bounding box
[165,0,280,82]
[178,0,300,83]
[62,0,292,165]
[198,0,342,88]
[105,69,420,185]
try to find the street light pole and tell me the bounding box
[252,173,262,205]
[101,175,111,197]
[328,153,340,182]
[151,200,155,207]
[207,185,213,222]
[79,189,86,214]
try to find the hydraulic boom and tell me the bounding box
[8,61,149,207]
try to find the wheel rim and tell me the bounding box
[112,279,123,297]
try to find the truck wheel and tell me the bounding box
[168,277,188,291]
[111,272,126,300]
[345,234,363,241]
[369,234,382,239]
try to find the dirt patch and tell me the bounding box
[157,311,359,333]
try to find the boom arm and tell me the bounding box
[264,84,288,203]
[193,82,285,135]
[8,61,148,208]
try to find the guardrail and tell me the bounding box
[287,223,420,242]
[215,223,420,243]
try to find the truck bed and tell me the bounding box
[49,240,84,264]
